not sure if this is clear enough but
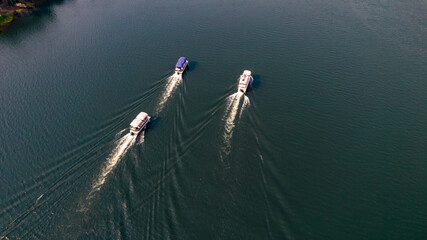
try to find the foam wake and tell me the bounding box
[155,73,183,115]
[220,92,250,159]
[87,132,136,200]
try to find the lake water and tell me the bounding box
[0,0,426,239]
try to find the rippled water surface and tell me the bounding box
[0,0,426,239]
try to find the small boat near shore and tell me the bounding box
[129,112,150,136]
[175,57,188,75]
[238,70,253,94]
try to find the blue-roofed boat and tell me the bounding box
[175,57,188,75]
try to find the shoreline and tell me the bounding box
[0,1,40,31]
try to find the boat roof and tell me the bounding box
[243,70,251,75]
[130,112,148,128]
[136,112,148,120]
[130,119,143,128]
[176,57,187,68]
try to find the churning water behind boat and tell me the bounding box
[155,73,183,115]
[220,92,250,159]
[87,132,136,201]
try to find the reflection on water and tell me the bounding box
[0,8,55,41]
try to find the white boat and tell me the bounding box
[175,57,189,75]
[237,70,253,94]
[129,112,150,136]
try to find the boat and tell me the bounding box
[237,70,253,94]
[175,57,189,75]
[129,112,150,136]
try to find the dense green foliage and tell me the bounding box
[0,14,13,24]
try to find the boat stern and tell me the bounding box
[175,57,188,74]
[175,67,183,74]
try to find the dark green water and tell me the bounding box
[1,0,426,239]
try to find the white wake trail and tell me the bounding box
[240,95,250,119]
[221,92,246,159]
[155,73,183,114]
[87,132,136,200]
